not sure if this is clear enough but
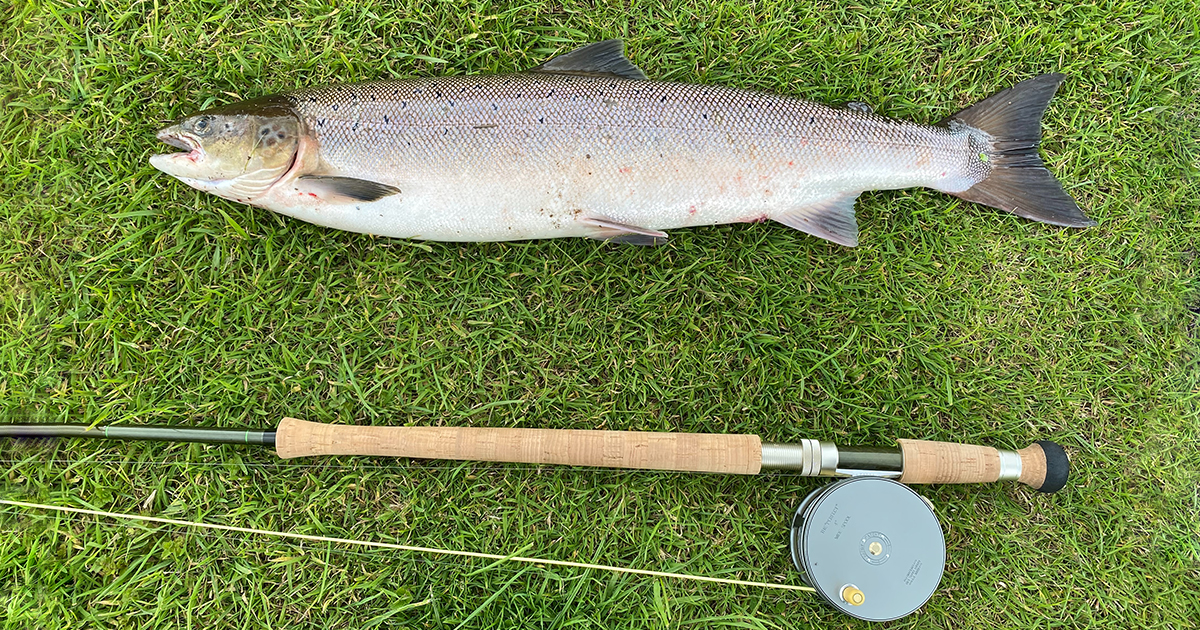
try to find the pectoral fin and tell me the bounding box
[529,40,648,81]
[774,193,860,247]
[582,215,668,246]
[295,176,401,203]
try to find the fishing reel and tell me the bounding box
[790,477,944,621]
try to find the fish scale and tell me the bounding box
[278,74,960,242]
[150,40,1095,245]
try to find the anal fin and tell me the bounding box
[581,215,668,246]
[774,193,860,247]
[295,176,401,203]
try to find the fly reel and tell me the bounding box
[790,477,946,621]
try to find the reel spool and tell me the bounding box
[790,477,945,621]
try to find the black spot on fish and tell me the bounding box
[402,101,407,109]
[332,104,339,111]
[548,89,555,96]
[393,89,398,96]
[660,96,667,103]
[352,122,359,131]
[702,113,708,119]
[277,132,285,139]
[383,115,389,123]
[318,119,325,127]
[585,154,591,159]
[443,128,448,135]
[492,103,497,110]
[435,90,442,98]
[809,117,815,124]
[539,117,544,124]
[449,100,454,107]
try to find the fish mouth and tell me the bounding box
[154,129,204,161]
[150,128,208,176]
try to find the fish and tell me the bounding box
[150,40,1095,247]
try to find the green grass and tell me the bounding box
[2,0,1198,628]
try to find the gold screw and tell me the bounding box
[869,541,883,556]
[840,585,866,606]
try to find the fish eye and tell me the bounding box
[192,116,214,135]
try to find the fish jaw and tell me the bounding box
[149,128,230,197]
[150,126,207,178]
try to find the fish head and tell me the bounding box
[151,95,301,204]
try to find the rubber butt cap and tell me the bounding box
[1035,440,1069,493]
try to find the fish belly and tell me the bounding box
[262,75,969,241]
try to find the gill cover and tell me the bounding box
[150,95,301,203]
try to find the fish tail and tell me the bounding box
[940,74,1096,227]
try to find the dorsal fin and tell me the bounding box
[528,40,647,80]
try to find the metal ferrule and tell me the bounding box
[760,440,839,476]
[996,449,1023,481]
[820,441,839,475]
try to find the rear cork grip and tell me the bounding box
[897,439,1070,492]
[274,417,763,475]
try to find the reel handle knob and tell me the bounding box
[896,439,1070,493]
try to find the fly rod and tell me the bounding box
[0,417,1069,492]
[2,418,1071,621]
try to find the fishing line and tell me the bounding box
[0,457,831,478]
[7,506,805,603]
[0,500,815,593]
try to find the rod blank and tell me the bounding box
[0,424,275,446]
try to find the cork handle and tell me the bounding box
[897,439,1070,492]
[274,418,763,475]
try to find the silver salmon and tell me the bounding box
[150,40,1095,246]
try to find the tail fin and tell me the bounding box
[943,74,1096,227]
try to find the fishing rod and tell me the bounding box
[1,417,1068,490]
[2,417,1070,621]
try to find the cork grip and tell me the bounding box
[897,439,1069,492]
[274,417,763,474]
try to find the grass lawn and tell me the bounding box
[2,1,1197,628]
